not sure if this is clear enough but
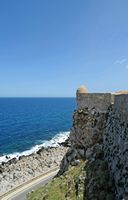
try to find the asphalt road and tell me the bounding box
[11,175,54,200]
[1,169,58,200]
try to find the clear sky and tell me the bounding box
[0,0,128,97]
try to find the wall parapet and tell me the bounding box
[77,93,114,112]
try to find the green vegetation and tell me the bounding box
[27,155,115,200]
[27,161,85,200]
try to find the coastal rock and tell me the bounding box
[0,146,68,195]
[59,137,71,147]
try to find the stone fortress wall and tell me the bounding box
[76,85,114,111]
[76,86,128,199]
[77,92,113,112]
[103,94,128,199]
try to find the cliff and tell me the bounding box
[59,87,128,199]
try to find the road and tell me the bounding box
[1,169,58,200]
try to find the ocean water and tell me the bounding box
[0,98,75,162]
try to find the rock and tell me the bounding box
[0,166,3,173]
[77,149,85,158]
[37,147,45,155]
[8,158,17,165]
[59,137,71,147]
[86,148,93,159]
[71,159,80,166]
[0,146,68,195]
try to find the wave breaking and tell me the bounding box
[0,131,70,164]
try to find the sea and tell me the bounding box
[0,98,76,163]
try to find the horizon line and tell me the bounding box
[0,96,75,98]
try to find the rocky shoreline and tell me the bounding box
[0,145,68,196]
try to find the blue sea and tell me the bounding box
[0,98,75,163]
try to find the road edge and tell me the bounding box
[0,167,59,200]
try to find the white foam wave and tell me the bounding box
[0,131,70,164]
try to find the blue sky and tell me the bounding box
[0,0,128,97]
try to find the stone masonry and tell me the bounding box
[103,94,128,199]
